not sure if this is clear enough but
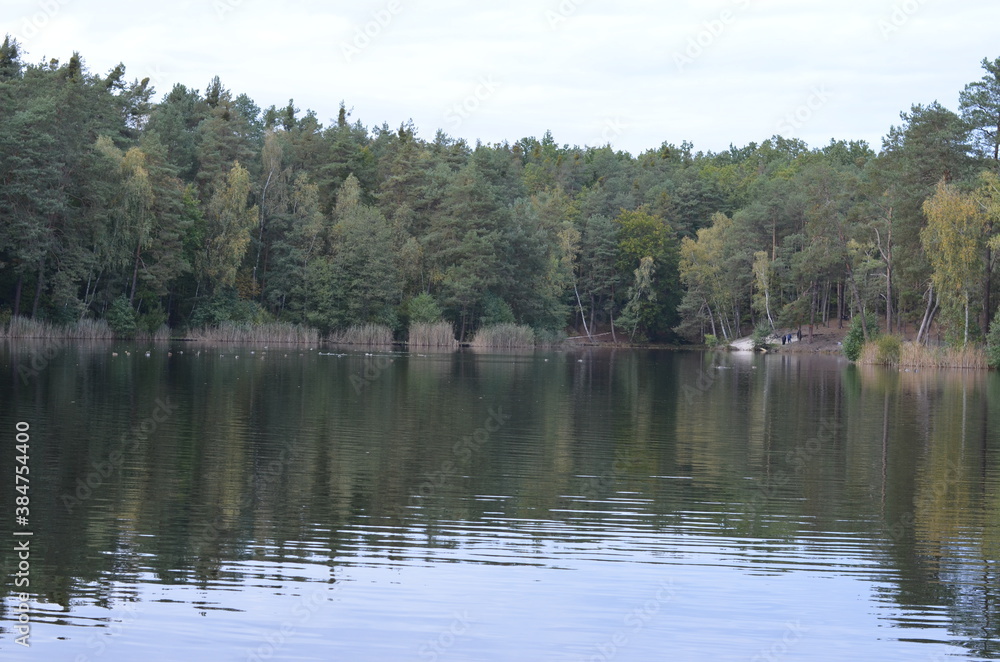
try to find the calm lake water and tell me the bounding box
[1,342,999,661]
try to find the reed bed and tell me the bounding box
[899,342,986,369]
[136,324,172,342]
[4,316,115,339]
[327,323,393,346]
[469,323,536,349]
[861,340,988,369]
[189,321,320,344]
[408,322,456,348]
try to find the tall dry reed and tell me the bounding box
[327,324,393,346]
[189,321,320,344]
[4,316,115,340]
[408,322,456,348]
[469,324,535,349]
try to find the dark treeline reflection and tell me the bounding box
[0,343,998,656]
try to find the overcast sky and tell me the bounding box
[3,0,999,154]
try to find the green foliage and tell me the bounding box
[480,293,516,326]
[190,290,266,328]
[106,296,138,337]
[987,309,1000,368]
[750,322,772,350]
[843,312,879,362]
[873,334,902,365]
[138,306,168,334]
[703,333,721,348]
[407,293,443,324]
[0,47,996,352]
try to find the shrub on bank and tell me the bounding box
[843,312,879,362]
[988,310,1000,368]
[750,323,771,350]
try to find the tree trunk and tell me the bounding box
[845,264,868,341]
[809,281,816,343]
[916,284,937,345]
[13,275,22,318]
[984,234,993,334]
[965,291,970,346]
[589,293,596,336]
[30,260,44,319]
[837,280,844,329]
[128,242,141,306]
[253,165,275,299]
[574,283,592,340]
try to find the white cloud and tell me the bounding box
[2,0,998,154]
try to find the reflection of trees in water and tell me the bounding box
[938,549,998,658]
[2,349,999,654]
[858,364,1000,657]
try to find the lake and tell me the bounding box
[1,343,998,661]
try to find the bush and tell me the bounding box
[862,334,901,365]
[843,312,879,362]
[190,290,267,328]
[407,293,443,324]
[988,310,1000,368]
[750,322,771,350]
[106,296,138,337]
[876,335,901,365]
[704,333,721,348]
[138,305,168,334]
[480,294,516,326]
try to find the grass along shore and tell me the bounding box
[859,336,988,369]
[1,315,558,350]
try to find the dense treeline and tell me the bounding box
[2,35,999,345]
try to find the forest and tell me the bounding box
[2,35,1000,348]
